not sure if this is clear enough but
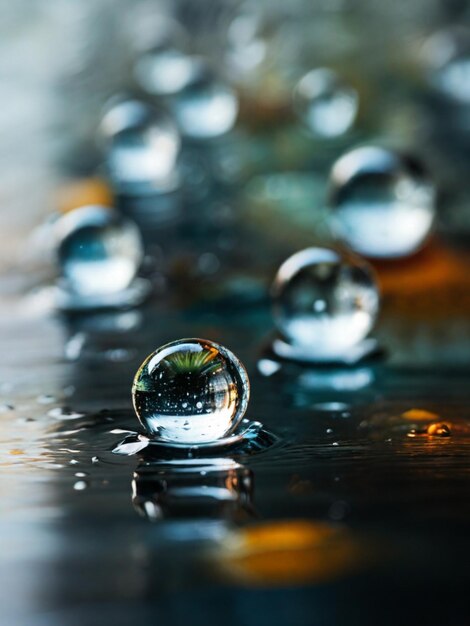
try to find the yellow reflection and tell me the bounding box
[402,408,440,422]
[57,177,113,214]
[217,520,363,586]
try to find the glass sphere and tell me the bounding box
[56,205,143,297]
[168,60,239,139]
[99,99,180,193]
[329,146,436,259]
[272,247,379,357]
[132,339,250,444]
[293,68,358,138]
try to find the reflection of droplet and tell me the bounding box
[329,146,436,259]
[132,338,250,444]
[293,68,358,138]
[272,247,379,358]
[426,422,451,437]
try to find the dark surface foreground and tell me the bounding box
[0,207,469,626]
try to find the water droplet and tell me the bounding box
[332,442,339,447]
[75,472,88,478]
[135,47,199,96]
[257,358,282,377]
[424,28,470,104]
[293,68,358,138]
[329,146,436,258]
[73,480,88,491]
[69,459,80,465]
[56,205,143,297]
[168,60,238,139]
[0,403,14,412]
[132,338,250,444]
[100,98,180,193]
[326,428,333,434]
[272,247,379,358]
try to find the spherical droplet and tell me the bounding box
[135,48,200,97]
[423,28,470,104]
[329,146,436,258]
[100,98,180,193]
[56,205,143,296]
[272,247,379,358]
[132,338,250,444]
[293,68,358,138]
[168,60,239,139]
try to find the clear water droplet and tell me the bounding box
[329,146,436,258]
[132,338,250,444]
[272,247,379,358]
[293,68,358,138]
[100,99,180,193]
[135,48,199,96]
[56,205,143,297]
[169,61,238,139]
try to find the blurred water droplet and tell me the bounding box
[73,480,88,491]
[257,359,282,377]
[48,407,85,421]
[426,422,452,437]
[36,394,56,405]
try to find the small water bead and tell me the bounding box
[272,247,379,358]
[100,99,180,193]
[56,206,143,297]
[424,28,470,104]
[293,68,358,138]
[329,146,436,259]
[132,339,250,444]
[135,48,199,97]
[168,60,239,139]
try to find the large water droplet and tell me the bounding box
[132,338,250,444]
[329,146,436,258]
[272,247,379,358]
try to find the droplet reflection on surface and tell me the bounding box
[329,146,436,258]
[132,339,250,444]
[272,247,379,359]
[56,205,143,297]
[293,68,358,138]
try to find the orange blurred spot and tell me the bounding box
[57,177,113,214]
[217,520,363,586]
[426,422,452,437]
[402,409,440,422]
[9,448,24,455]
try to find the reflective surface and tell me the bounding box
[329,146,436,258]
[132,339,250,443]
[271,248,379,358]
[56,205,143,297]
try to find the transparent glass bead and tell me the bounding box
[100,99,180,193]
[272,247,379,357]
[56,205,143,297]
[168,60,239,139]
[293,68,358,138]
[132,339,250,444]
[329,146,436,258]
